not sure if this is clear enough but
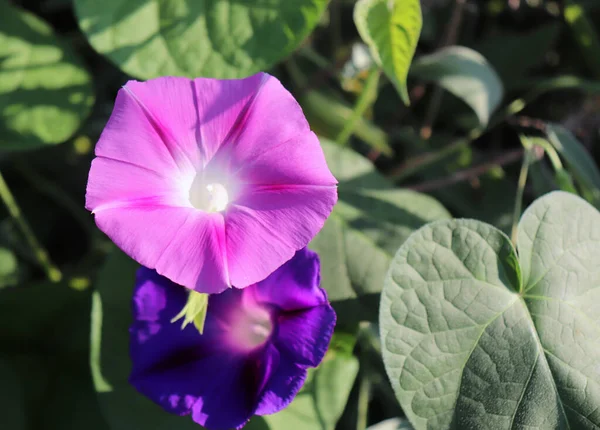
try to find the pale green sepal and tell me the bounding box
[171,291,209,334]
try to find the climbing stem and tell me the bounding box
[0,171,62,282]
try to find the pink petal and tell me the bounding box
[122,77,204,172]
[86,157,187,212]
[191,74,264,162]
[210,74,336,187]
[225,185,337,287]
[92,80,190,178]
[95,207,229,293]
[87,73,337,292]
[232,131,337,186]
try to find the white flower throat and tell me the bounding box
[189,175,230,212]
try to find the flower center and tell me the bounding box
[229,301,273,351]
[188,177,229,212]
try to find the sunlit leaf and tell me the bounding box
[354,0,422,105]
[410,46,503,126]
[0,2,94,150]
[380,191,600,429]
[74,0,328,79]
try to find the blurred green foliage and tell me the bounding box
[1,0,600,429]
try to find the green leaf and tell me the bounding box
[0,354,48,430]
[367,417,414,430]
[472,23,560,87]
[564,0,600,79]
[310,139,450,326]
[0,247,18,289]
[0,2,94,150]
[91,250,201,429]
[248,351,359,430]
[0,282,108,430]
[299,89,393,156]
[74,0,329,79]
[380,191,600,429]
[410,46,503,126]
[354,0,422,105]
[546,123,600,201]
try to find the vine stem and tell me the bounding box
[420,0,467,139]
[356,371,371,430]
[0,171,62,282]
[511,144,534,246]
[336,68,381,146]
[356,322,373,430]
[406,148,524,193]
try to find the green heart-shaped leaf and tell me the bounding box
[380,191,600,429]
[0,2,94,150]
[354,0,422,105]
[74,0,328,79]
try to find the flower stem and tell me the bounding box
[0,171,62,282]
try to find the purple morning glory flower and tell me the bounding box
[129,248,336,430]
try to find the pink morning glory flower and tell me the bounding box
[86,73,337,293]
[129,248,336,429]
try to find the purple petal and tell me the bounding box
[129,250,337,429]
[274,305,336,367]
[250,247,326,310]
[130,269,268,429]
[254,344,307,416]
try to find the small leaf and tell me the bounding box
[546,123,600,201]
[354,0,422,105]
[0,2,94,150]
[380,191,600,429]
[74,0,329,79]
[410,46,504,126]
